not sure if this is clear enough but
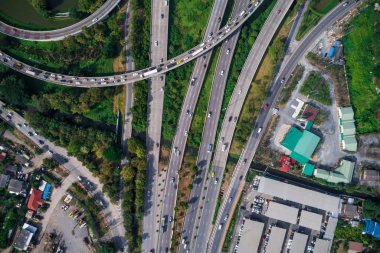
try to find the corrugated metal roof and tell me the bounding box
[290,232,308,253]
[343,136,357,152]
[266,227,286,253]
[316,160,355,184]
[293,130,320,161]
[257,177,341,215]
[238,220,264,253]
[303,163,315,176]
[281,127,303,151]
[342,121,356,136]
[265,202,299,224]
[314,239,330,253]
[299,210,322,231]
[340,107,354,121]
[315,169,330,180]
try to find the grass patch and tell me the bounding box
[222,194,242,252]
[296,0,339,40]
[83,98,117,125]
[306,53,350,107]
[300,71,332,105]
[162,0,212,141]
[343,2,380,133]
[188,48,220,147]
[278,64,305,106]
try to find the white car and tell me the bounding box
[155,40,158,46]
[220,70,224,76]
[226,48,230,54]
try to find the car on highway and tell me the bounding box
[263,103,269,110]
[207,111,212,118]
[38,140,44,145]
[171,177,175,183]
[16,123,22,128]
[186,109,192,117]
[161,13,164,19]
[257,127,262,133]
[220,70,224,76]
[27,131,33,136]
[226,48,230,54]
[191,78,196,85]
[222,143,228,152]
[281,77,285,84]
[214,178,218,184]
[155,40,158,46]
[218,17,221,23]
[229,116,233,122]
[207,144,213,153]
[184,130,188,136]
[277,9,281,14]
[218,223,223,230]
[224,214,229,221]
[92,17,98,23]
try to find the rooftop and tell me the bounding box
[339,107,354,121]
[315,160,355,184]
[348,241,364,252]
[266,227,286,253]
[341,204,358,219]
[257,177,341,215]
[265,201,299,224]
[290,232,308,253]
[303,163,315,176]
[362,219,380,238]
[0,174,10,188]
[237,220,264,253]
[14,223,37,251]
[302,104,319,121]
[314,239,330,253]
[343,135,357,152]
[299,210,323,231]
[341,121,356,136]
[8,179,23,194]
[27,189,44,211]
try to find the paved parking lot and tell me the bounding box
[35,200,90,252]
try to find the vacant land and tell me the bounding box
[296,0,339,40]
[162,0,212,141]
[300,71,332,105]
[307,53,350,107]
[343,2,380,133]
[278,65,305,107]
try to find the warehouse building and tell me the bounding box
[314,239,331,253]
[257,177,341,215]
[265,201,299,224]
[281,127,321,165]
[289,232,308,253]
[299,210,323,231]
[338,107,357,152]
[237,220,264,253]
[315,159,355,184]
[266,227,286,253]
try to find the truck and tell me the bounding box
[143,68,158,77]
[161,217,166,232]
[192,47,205,57]
[25,69,36,76]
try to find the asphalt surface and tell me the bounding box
[156,0,230,251]
[179,0,253,252]
[0,101,126,251]
[0,0,120,41]
[143,0,169,251]
[185,1,295,252]
[0,2,262,87]
[207,1,361,252]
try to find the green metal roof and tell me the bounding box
[340,107,354,121]
[293,131,320,162]
[290,152,308,165]
[281,127,303,151]
[342,121,356,136]
[344,136,357,152]
[315,169,330,180]
[305,121,313,131]
[303,163,315,176]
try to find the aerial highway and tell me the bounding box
[0,1,261,87]
[0,0,121,41]
[191,1,294,252]
[207,1,361,252]
[179,0,252,251]
[156,0,231,250]
[143,0,169,251]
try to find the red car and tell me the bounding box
[263,103,269,110]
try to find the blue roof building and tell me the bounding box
[42,183,51,200]
[362,219,380,238]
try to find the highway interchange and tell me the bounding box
[0,0,361,252]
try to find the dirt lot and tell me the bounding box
[35,200,90,253]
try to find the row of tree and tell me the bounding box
[121,138,147,252]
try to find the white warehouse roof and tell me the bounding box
[257,177,341,215]
[290,232,308,253]
[299,210,323,231]
[314,239,330,253]
[238,220,264,253]
[265,201,299,224]
[266,227,286,253]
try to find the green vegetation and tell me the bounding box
[0,189,27,249]
[278,65,305,106]
[245,169,257,183]
[69,183,107,238]
[43,157,59,170]
[307,52,350,107]
[188,48,220,147]
[121,137,147,252]
[300,71,332,105]
[25,111,121,201]
[0,8,124,76]
[212,197,222,225]
[129,0,151,133]
[222,195,242,252]
[0,0,78,30]
[343,3,380,133]
[296,0,339,40]
[95,241,116,253]
[162,0,212,141]
[218,0,277,136]
[363,200,380,221]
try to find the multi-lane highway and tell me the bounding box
[0,2,261,87]
[156,0,231,251]
[143,0,169,251]
[207,1,360,252]
[0,0,121,41]
[179,0,253,251]
[190,1,294,252]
